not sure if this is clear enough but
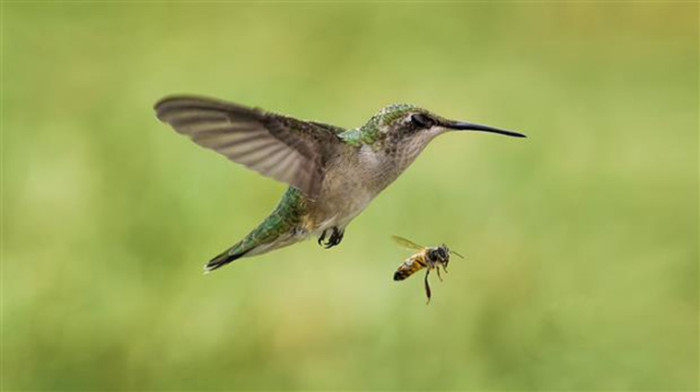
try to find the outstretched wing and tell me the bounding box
[391,235,425,251]
[154,95,342,199]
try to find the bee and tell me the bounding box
[392,235,464,304]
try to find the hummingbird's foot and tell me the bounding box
[318,227,344,249]
[328,227,344,248]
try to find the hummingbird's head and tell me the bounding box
[363,104,525,159]
[368,104,525,148]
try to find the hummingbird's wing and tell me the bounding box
[391,235,425,251]
[154,95,343,199]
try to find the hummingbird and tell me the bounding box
[154,95,525,272]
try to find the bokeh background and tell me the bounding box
[2,2,697,390]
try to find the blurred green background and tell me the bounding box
[2,2,697,390]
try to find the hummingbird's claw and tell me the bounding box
[328,227,344,248]
[318,227,344,249]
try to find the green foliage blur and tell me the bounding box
[2,2,697,390]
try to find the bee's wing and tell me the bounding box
[391,235,425,251]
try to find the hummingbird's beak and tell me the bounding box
[445,121,526,138]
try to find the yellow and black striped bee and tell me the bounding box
[392,235,464,304]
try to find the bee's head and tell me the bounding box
[434,245,450,264]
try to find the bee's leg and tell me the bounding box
[436,265,443,282]
[424,269,432,305]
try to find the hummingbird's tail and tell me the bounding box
[205,246,250,272]
[203,187,308,273]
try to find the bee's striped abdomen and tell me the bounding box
[393,255,427,281]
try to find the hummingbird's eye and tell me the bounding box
[410,113,434,128]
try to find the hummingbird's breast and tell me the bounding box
[303,144,409,233]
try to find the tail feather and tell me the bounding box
[204,247,250,272]
[202,187,306,273]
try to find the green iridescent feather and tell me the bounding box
[339,103,418,146]
[228,187,308,255]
